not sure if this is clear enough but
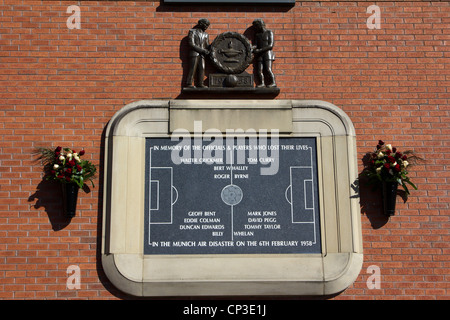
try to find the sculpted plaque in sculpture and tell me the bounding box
[210,32,253,75]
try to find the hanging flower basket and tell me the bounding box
[35,146,97,218]
[361,140,421,217]
[382,180,398,216]
[62,183,79,218]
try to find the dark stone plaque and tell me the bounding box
[144,137,321,255]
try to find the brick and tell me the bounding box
[0,0,448,300]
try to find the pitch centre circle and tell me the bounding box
[221,184,243,206]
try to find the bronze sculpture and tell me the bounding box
[182,18,279,94]
[252,19,276,88]
[185,18,210,88]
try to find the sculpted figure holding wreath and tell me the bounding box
[252,19,277,88]
[185,18,210,88]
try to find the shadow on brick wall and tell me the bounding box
[358,153,390,229]
[28,179,72,231]
[358,178,390,229]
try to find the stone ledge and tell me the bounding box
[169,99,292,133]
[102,252,363,297]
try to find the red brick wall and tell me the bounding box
[0,0,448,299]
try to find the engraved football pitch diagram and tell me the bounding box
[144,138,321,255]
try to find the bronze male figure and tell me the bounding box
[186,18,210,88]
[252,19,276,88]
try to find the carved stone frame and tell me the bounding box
[101,100,363,297]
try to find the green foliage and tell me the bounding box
[360,140,421,200]
[35,146,97,190]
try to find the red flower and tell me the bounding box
[66,168,72,174]
[402,155,407,160]
[65,177,71,182]
[388,156,396,163]
[394,164,401,172]
[55,146,62,152]
[76,165,82,172]
[384,163,390,170]
[79,150,85,156]
[378,140,384,146]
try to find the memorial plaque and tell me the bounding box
[144,137,321,255]
[102,99,363,296]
